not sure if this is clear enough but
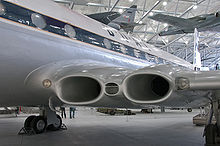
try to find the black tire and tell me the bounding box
[47,114,62,131]
[30,116,47,134]
[24,115,36,128]
[187,108,192,112]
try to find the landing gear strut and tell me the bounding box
[204,91,220,145]
[22,106,63,134]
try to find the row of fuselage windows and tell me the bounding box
[0,1,167,64]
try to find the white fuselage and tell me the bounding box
[0,0,197,108]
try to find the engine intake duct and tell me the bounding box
[56,76,103,105]
[123,73,172,104]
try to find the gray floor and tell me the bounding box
[0,108,204,146]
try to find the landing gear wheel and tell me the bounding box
[47,114,62,131]
[109,110,116,115]
[187,108,192,112]
[30,116,47,134]
[24,115,36,128]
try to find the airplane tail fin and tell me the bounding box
[112,5,137,25]
[193,28,202,71]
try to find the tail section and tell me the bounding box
[193,28,202,71]
[112,5,137,24]
[109,5,138,32]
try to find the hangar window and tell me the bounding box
[0,3,5,15]
[31,13,47,29]
[64,24,76,38]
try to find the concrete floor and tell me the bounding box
[0,108,204,146]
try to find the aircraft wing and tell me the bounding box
[24,60,137,107]
[148,14,191,28]
[159,28,185,36]
[122,64,220,108]
[158,26,194,36]
[26,59,217,109]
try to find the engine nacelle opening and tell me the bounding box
[56,76,103,105]
[123,74,172,104]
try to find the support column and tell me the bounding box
[160,106,165,113]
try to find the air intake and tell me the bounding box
[56,76,103,105]
[123,73,173,104]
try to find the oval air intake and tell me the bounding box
[123,74,171,103]
[56,76,102,104]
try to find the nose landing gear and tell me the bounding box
[204,92,220,145]
[19,106,65,135]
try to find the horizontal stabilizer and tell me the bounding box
[87,12,120,24]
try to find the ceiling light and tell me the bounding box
[149,12,154,16]
[162,1,167,6]
[163,23,168,27]
[129,0,134,2]
[118,9,123,13]
[193,5,198,9]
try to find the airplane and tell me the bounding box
[0,0,220,145]
[87,5,141,33]
[148,12,220,36]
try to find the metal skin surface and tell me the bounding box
[0,18,142,107]
[122,65,215,108]
[0,0,217,109]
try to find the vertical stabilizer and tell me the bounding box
[112,5,137,24]
[193,28,202,71]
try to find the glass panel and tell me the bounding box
[64,24,76,38]
[31,13,47,29]
[103,38,111,49]
[0,3,5,15]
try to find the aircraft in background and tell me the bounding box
[0,0,220,145]
[148,12,220,36]
[87,5,142,33]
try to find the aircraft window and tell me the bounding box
[120,44,128,54]
[134,50,140,58]
[158,57,164,64]
[145,53,149,61]
[64,24,76,38]
[0,3,5,15]
[155,57,159,64]
[31,13,47,29]
[103,38,112,49]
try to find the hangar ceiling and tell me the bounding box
[54,0,220,70]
